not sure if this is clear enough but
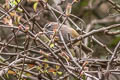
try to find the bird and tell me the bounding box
[44,22,79,43]
[44,22,93,58]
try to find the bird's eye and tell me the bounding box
[44,23,51,28]
[44,24,54,35]
[47,25,51,29]
[44,23,54,32]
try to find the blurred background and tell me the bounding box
[0,0,120,80]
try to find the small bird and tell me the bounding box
[44,22,79,43]
[44,22,93,58]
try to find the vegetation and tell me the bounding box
[0,0,120,80]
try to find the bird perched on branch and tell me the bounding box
[44,22,93,58]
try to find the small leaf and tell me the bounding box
[53,72,56,76]
[57,71,62,75]
[17,0,21,2]
[6,73,9,79]
[25,72,32,77]
[44,70,48,73]
[74,0,79,2]
[65,3,72,16]
[16,16,22,25]
[9,0,21,7]
[36,65,42,71]
[9,12,16,16]
[16,7,23,12]
[43,58,48,61]
[48,68,56,72]
[3,17,13,26]
[9,0,22,12]
[56,65,60,70]
[8,70,16,75]
[44,63,49,69]
[43,59,49,69]
[28,64,35,68]
[50,43,54,48]
[33,2,38,12]
[81,74,86,80]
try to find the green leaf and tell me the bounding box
[16,7,23,12]
[10,0,21,7]
[53,72,57,76]
[50,43,54,48]
[56,65,60,70]
[44,70,48,73]
[0,56,5,62]
[57,71,62,75]
[81,74,86,80]
[33,2,38,12]
[9,0,22,12]
[6,73,9,79]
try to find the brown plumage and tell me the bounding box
[44,22,79,44]
[44,22,93,58]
